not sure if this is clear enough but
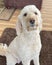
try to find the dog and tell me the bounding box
[0,5,42,65]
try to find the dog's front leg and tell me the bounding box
[6,54,17,65]
[22,59,30,65]
[33,55,40,65]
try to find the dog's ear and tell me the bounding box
[16,15,22,36]
[38,15,42,33]
[35,7,42,33]
[38,10,42,33]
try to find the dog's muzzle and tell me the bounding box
[27,19,38,31]
[30,19,35,27]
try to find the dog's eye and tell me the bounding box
[34,12,38,15]
[24,13,27,16]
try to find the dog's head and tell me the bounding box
[16,5,42,35]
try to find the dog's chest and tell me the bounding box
[8,31,41,60]
[17,32,41,53]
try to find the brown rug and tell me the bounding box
[0,28,52,65]
[0,8,15,21]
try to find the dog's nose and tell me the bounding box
[30,20,35,24]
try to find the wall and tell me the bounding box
[41,0,52,31]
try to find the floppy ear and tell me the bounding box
[36,8,42,33]
[37,10,42,33]
[38,15,42,33]
[16,15,22,36]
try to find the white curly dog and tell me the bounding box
[0,5,42,65]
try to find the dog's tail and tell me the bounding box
[0,43,8,56]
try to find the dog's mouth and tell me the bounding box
[27,24,38,31]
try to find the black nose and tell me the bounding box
[30,20,35,24]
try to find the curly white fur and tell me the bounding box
[0,5,42,65]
